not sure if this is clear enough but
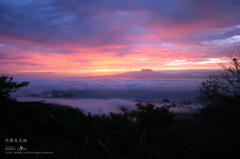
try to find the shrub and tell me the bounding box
[129,103,176,130]
[0,75,29,101]
[196,53,240,126]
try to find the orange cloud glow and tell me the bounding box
[1,0,240,78]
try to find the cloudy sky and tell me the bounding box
[0,0,240,77]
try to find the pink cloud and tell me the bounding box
[0,0,240,75]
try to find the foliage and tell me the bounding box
[0,99,180,159]
[1,100,239,159]
[197,54,240,108]
[195,53,240,127]
[0,76,29,100]
[128,103,176,130]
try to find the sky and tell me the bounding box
[1,0,240,78]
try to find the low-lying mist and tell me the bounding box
[11,78,204,114]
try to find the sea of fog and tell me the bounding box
[12,78,205,115]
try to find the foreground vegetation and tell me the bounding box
[1,53,240,158]
[1,98,239,159]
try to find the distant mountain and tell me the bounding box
[1,69,222,80]
[102,69,221,79]
[62,93,75,97]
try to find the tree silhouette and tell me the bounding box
[0,75,29,100]
[197,52,240,118]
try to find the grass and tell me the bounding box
[1,99,240,159]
